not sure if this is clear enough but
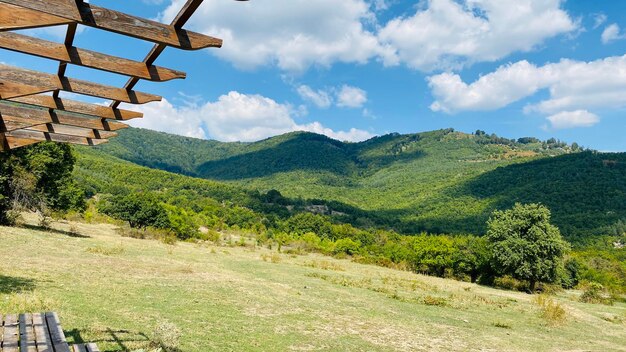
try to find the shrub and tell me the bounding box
[333,238,361,255]
[493,275,526,292]
[580,282,614,305]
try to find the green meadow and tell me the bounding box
[1,218,624,351]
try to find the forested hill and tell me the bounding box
[83,127,626,241]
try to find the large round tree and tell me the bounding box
[487,203,569,292]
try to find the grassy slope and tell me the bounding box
[1,218,625,351]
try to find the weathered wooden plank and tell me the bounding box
[9,95,143,121]
[0,65,161,104]
[0,102,129,131]
[86,342,101,352]
[27,124,118,139]
[2,120,39,132]
[2,314,18,352]
[32,313,54,352]
[0,2,73,30]
[5,130,108,148]
[3,134,40,149]
[0,0,222,50]
[0,80,55,100]
[0,32,186,82]
[19,313,38,352]
[72,344,88,352]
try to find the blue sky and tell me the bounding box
[2,0,626,151]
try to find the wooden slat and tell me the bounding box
[32,313,53,352]
[2,314,18,352]
[72,344,88,352]
[0,2,73,30]
[0,80,55,100]
[86,342,101,352]
[5,129,109,148]
[0,32,187,82]
[19,314,38,352]
[0,0,222,50]
[0,102,129,131]
[46,312,71,352]
[9,95,143,121]
[27,124,118,139]
[0,65,161,104]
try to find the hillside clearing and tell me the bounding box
[0,219,625,351]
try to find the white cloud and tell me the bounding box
[601,23,626,44]
[428,54,626,128]
[123,99,207,139]
[125,92,373,142]
[296,84,368,109]
[296,85,332,109]
[546,110,599,129]
[159,0,575,73]
[378,0,577,71]
[337,85,368,108]
[429,55,626,113]
[159,0,387,72]
[592,13,607,29]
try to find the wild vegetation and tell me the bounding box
[93,128,625,241]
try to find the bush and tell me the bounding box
[580,282,614,305]
[333,238,361,255]
[493,276,527,292]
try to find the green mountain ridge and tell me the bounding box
[82,127,626,241]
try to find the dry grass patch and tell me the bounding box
[535,295,567,326]
[303,260,345,271]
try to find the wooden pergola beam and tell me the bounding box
[0,32,187,82]
[2,129,108,149]
[26,124,117,139]
[0,80,55,100]
[9,95,142,121]
[0,0,222,50]
[0,65,161,104]
[0,102,129,131]
[0,2,73,30]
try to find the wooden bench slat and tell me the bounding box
[45,312,71,352]
[2,314,19,352]
[18,313,37,352]
[32,313,53,352]
[85,342,101,352]
[72,344,87,352]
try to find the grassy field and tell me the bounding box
[0,219,625,351]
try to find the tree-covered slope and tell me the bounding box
[84,127,626,240]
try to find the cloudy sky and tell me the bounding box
[3,0,626,150]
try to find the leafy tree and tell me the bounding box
[0,143,85,224]
[99,193,169,229]
[487,203,569,292]
[453,236,491,283]
[283,213,333,239]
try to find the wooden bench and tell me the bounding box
[1,312,99,352]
